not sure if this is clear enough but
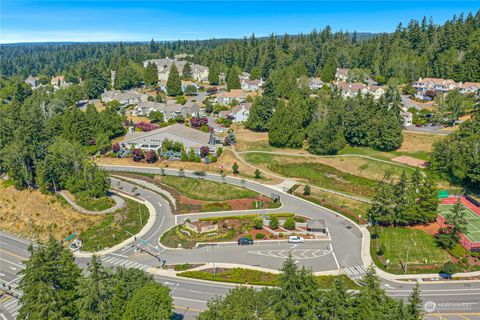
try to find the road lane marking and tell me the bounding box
[0,248,28,261]
[329,244,340,270]
[109,253,129,258]
[157,201,162,207]
[173,296,207,303]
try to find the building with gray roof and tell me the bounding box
[121,123,217,153]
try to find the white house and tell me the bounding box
[25,75,40,89]
[143,57,209,83]
[401,108,413,127]
[309,77,324,90]
[335,68,349,81]
[101,90,149,105]
[214,89,247,105]
[458,82,480,95]
[219,103,252,123]
[241,79,263,92]
[336,81,369,98]
[412,78,458,100]
[133,100,202,120]
[368,85,386,100]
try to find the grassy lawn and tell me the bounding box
[245,153,377,197]
[79,198,149,252]
[373,227,450,274]
[178,268,359,289]
[160,176,259,201]
[294,186,370,223]
[75,195,116,211]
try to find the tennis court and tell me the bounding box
[438,204,480,243]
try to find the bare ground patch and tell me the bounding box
[0,183,102,242]
[398,132,443,153]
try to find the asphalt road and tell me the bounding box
[2,166,480,319]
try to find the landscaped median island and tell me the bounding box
[78,198,149,252]
[160,213,328,249]
[177,268,359,289]
[113,172,281,213]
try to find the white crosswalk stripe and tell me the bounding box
[342,265,369,282]
[1,296,20,318]
[101,255,151,272]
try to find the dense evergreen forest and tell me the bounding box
[1,11,479,83]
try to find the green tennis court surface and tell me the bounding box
[439,204,480,243]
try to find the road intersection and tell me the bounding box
[1,165,480,319]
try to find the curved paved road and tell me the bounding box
[2,165,480,318]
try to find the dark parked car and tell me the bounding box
[237,237,254,245]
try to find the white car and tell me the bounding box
[288,236,304,243]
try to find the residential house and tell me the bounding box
[240,72,251,80]
[309,77,324,90]
[143,57,209,83]
[25,75,40,88]
[401,108,413,127]
[412,78,458,100]
[51,76,65,87]
[241,79,263,92]
[335,68,349,81]
[133,100,202,120]
[218,103,252,123]
[368,85,386,100]
[336,81,369,98]
[214,89,246,105]
[121,123,217,153]
[101,90,149,105]
[458,82,480,95]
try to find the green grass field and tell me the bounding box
[439,204,480,243]
[377,227,449,274]
[244,153,377,197]
[160,176,259,201]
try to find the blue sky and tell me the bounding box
[1,1,479,43]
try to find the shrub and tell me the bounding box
[145,150,158,163]
[283,217,296,230]
[112,142,120,153]
[174,263,193,271]
[245,234,253,240]
[193,171,206,176]
[269,216,279,229]
[132,149,145,162]
[255,233,265,239]
[254,169,261,179]
[294,216,305,223]
[200,146,210,158]
[252,216,264,229]
[440,261,457,277]
[448,244,467,259]
[232,162,239,174]
[303,184,311,196]
[216,147,223,157]
[279,233,284,238]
